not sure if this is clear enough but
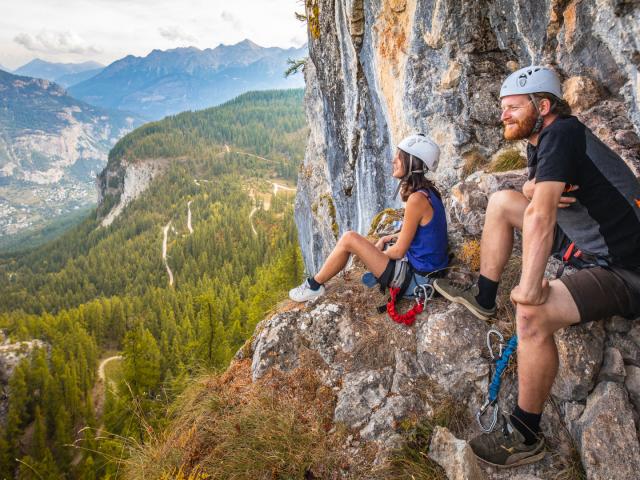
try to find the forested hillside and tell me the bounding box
[0,89,306,478]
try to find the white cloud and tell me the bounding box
[220,11,242,29]
[158,26,196,43]
[14,30,102,55]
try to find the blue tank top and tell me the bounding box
[406,189,449,273]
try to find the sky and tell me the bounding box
[0,0,308,70]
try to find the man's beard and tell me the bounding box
[503,114,537,140]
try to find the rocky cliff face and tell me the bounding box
[246,178,640,478]
[97,158,169,226]
[295,0,640,272]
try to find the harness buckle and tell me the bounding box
[476,398,499,433]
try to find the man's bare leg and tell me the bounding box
[515,280,580,413]
[479,190,529,282]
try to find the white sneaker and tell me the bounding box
[289,279,325,302]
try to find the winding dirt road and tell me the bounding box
[162,222,174,286]
[187,200,193,234]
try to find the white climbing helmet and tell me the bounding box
[500,65,563,100]
[397,134,440,172]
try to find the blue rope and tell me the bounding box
[487,335,518,402]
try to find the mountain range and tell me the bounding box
[12,58,104,86]
[0,69,140,237]
[68,39,307,120]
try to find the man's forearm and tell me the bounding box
[519,207,555,292]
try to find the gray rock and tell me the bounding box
[604,316,632,334]
[416,303,489,402]
[449,170,528,236]
[428,426,487,480]
[615,129,640,147]
[597,347,626,383]
[552,322,606,401]
[0,339,47,383]
[607,332,640,366]
[625,365,640,412]
[251,311,302,380]
[574,382,640,480]
[334,367,394,429]
[511,476,544,480]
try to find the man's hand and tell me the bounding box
[510,278,550,306]
[558,184,579,208]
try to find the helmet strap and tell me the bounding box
[528,94,544,136]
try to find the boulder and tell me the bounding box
[625,365,640,412]
[597,347,626,383]
[334,368,394,430]
[563,76,601,112]
[449,170,528,236]
[428,426,487,480]
[552,322,606,401]
[574,382,640,480]
[416,303,489,402]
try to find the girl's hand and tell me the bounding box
[375,235,389,250]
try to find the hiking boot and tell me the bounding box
[432,278,496,320]
[289,279,325,302]
[470,415,545,468]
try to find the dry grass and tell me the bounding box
[487,149,527,173]
[125,360,351,480]
[461,149,488,178]
[457,239,481,272]
[375,398,470,480]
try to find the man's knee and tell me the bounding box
[516,305,554,343]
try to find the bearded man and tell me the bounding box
[434,66,640,467]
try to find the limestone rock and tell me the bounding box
[0,338,47,383]
[416,303,489,401]
[614,130,640,148]
[449,170,528,236]
[625,365,640,412]
[552,322,605,401]
[604,316,632,334]
[428,426,487,480]
[597,347,626,383]
[334,368,394,430]
[607,332,640,367]
[574,382,640,480]
[563,76,601,112]
[251,311,303,380]
[440,61,462,90]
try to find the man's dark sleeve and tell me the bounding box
[534,127,578,184]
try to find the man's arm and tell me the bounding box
[523,178,578,207]
[513,181,565,305]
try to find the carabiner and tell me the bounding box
[413,283,434,305]
[476,398,499,433]
[486,329,505,360]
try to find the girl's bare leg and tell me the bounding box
[314,231,390,284]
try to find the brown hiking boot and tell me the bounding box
[433,278,496,320]
[470,415,545,468]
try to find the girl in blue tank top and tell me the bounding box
[289,134,449,302]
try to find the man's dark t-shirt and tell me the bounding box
[527,116,640,270]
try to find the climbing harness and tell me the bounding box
[386,282,434,326]
[555,241,611,278]
[476,329,518,433]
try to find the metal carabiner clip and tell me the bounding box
[476,398,499,433]
[413,283,434,305]
[486,329,505,360]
